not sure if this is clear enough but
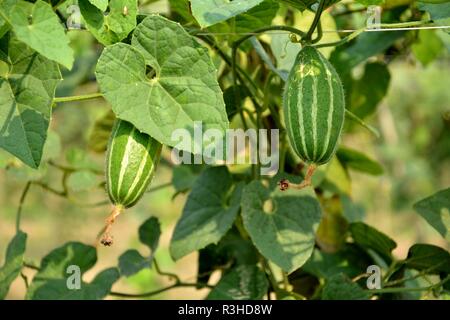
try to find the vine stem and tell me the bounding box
[230,26,305,132]
[16,181,32,232]
[109,282,213,298]
[369,275,450,295]
[53,93,103,104]
[314,20,433,49]
[145,182,172,193]
[345,109,380,138]
[304,0,327,42]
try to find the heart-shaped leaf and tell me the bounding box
[170,167,242,260]
[96,15,228,150]
[241,178,322,272]
[0,36,61,168]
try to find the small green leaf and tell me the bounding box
[26,242,120,300]
[349,222,397,264]
[241,178,322,272]
[170,167,242,260]
[117,217,161,277]
[207,265,268,300]
[139,217,161,253]
[0,37,61,168]
[2,0,74,69]
[96,15,228,150]
[223,85,248,120]
[0,231,27,299]
[349,62,391,120]
[79,0,138,45]
[405,244,450,274]
[337,147,384,176]
[412,30,444,66]
[413,188,450,242]
[118,250,151,277]
[322,273,369,300]
[189,0,265,28]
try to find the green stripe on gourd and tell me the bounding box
[284,45,345,165]
[280,46,345,190]
[101,119,162,246]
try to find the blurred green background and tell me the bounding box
[1,0,450,299]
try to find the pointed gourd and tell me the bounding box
[283,45,345,166]
[106,119,162,209]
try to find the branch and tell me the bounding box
[53,93,103,104]
[304,0,327,42]
[109,282,213,298]
[16,181,32,232]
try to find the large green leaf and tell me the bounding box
[189,0,265,28]
[322,273,369,300]
[207,265,268,300]
[170,166,242,260]
[26,242,120,300]
[413,188,450,242]
[96,15,228,150]
[0,231,27,299]
[1,0,73,69]
[79,0,138,45]
[350,222,397,264]
[337,146,384,176]
[241,178,322,272]
[139,216,161,253]
[405,244,450,274]
[0,36,61,168]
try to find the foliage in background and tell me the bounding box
[0,0,450,300]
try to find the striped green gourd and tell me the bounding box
[106,119,162,209]
[283,45,345,165]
